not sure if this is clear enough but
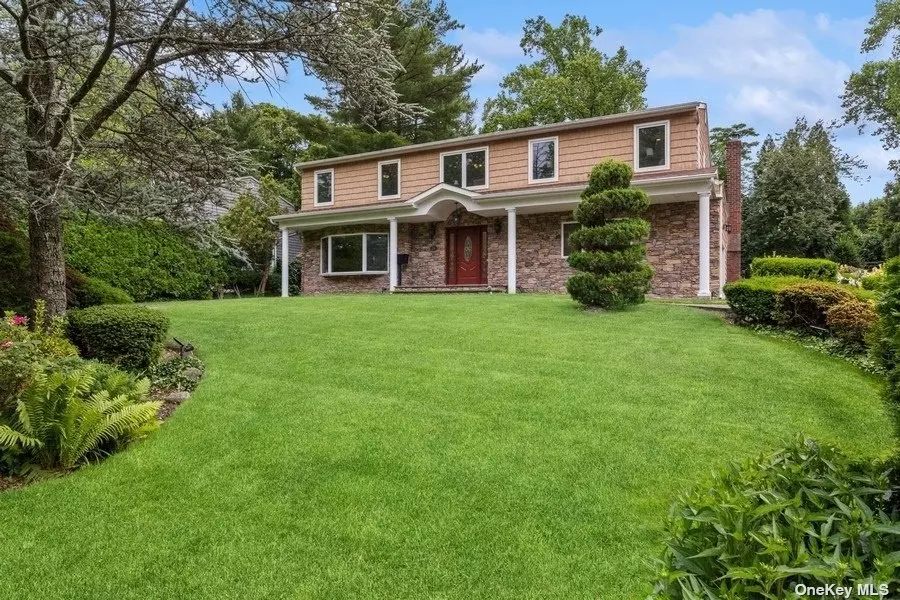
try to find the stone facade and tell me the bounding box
[299,202,722,297]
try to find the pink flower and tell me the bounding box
[0,341,12,350]
[7,315,27,326]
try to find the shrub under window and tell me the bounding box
[320,233,388,275]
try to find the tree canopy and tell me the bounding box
[308,0,482,143]
[743,119,864,264]
[481,15,647,133]
[710,123,759,188]
[0,0,417,317]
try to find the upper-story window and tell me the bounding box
[529,137,558,183]
[314,169,334,206]
[634,121,669,171]
[378,159,401,200]
[441,147,488,189]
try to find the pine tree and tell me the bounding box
[565,160,653,309]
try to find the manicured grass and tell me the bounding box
[0,295,892,599]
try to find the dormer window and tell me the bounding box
[440,148,488,189]
[634,121,669,171]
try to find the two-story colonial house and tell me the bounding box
[272,101,743,298]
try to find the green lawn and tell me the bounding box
[0,295,892,599]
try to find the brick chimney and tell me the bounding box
[725,139,742,282]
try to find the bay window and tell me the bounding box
[320,233,389,275]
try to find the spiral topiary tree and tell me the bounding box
[565,159,653,309]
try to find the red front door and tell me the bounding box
[447,226,486,285]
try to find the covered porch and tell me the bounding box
[272,172,722,298]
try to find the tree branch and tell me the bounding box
[74,0,188,151]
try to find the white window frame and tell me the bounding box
[528,136,559,184]
[319,232,389,276]
[633,120,670,172]
[439,146,490,190]
[377,159,402,200]
[561,221,580,258]
[313,168,335,206]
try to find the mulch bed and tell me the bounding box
[0,474,25,492]
[154,389,191,421]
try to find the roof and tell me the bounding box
[295,101,705,171]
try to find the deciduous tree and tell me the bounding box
[0,0,416,318]
[481,15,647,133]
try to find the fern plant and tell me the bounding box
[0,361,160,471]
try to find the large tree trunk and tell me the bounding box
[28,202,67,320]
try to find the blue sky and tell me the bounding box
[205,0,892,204]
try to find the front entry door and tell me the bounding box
[447,226,486,285]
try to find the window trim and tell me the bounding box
[439,146,490,190]
[377,159,402,200]
[528,136,559,184]
[319,232,389,276]
[633,120,670,172]
[561,221,580,258]
[313,168,335,206]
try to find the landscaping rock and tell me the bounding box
[183,367,203,382]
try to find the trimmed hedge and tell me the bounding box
[575,189,651,224]
[65,218,224,301]
[775,281,856,331]
[565,266,654,310]
[722,276,807,323]
[67,305,169,371]
[750,256,838,280]
[826,299,879,346]
[77,276,134,307]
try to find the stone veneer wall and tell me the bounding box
[298,201,722,297]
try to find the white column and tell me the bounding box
[280,228,290,297]
[506,207,517,294]
[388,217,398,291]
[698,192,711,298]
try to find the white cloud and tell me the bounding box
[650,10,851,125]
[456,28,522,59]
[453,28,522,86]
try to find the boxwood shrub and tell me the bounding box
[67,305,169,371]
[774,281,856,332]
[750,256,838,280]
[69,273,134,308]
[722,276,807,323]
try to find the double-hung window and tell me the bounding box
[634,121,669,171]
[378,160,401,200]
[314,169,334,206]
[320,233,388,275]
[529,137,558,183]
[441,147,488,189]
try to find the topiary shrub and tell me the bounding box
[775,281,855,332]
[67,305,169,371]
[650,437,899,600]
[750,256,838,280]
[826,298,879,347]
[565,160,652,309]
[722,276,807,323]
